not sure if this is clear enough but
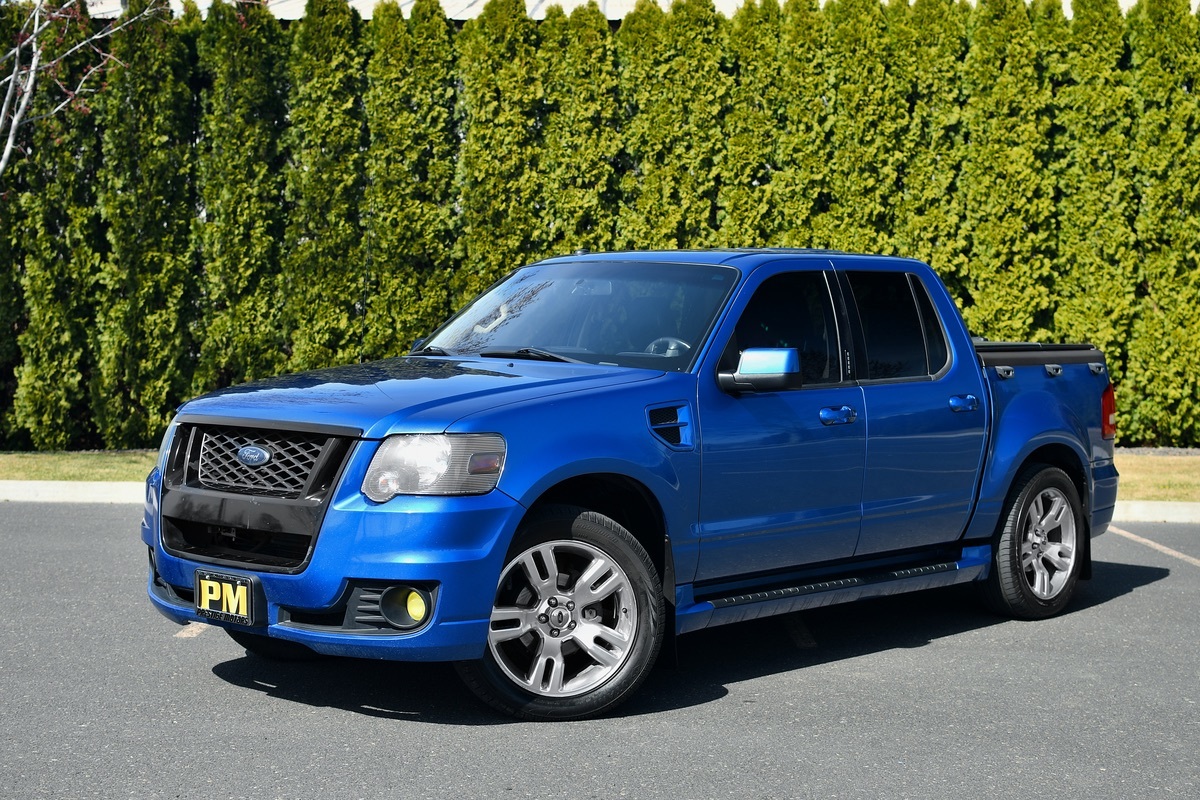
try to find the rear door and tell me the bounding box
[835,263,989,555]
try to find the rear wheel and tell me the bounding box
[982,464,1084,619]
[456,505,664,720]
[225,628,323,662]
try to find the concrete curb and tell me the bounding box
[1111,501,1200,524]
[0,480,145,505]
[0,481,1198,524]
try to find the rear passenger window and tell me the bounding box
[846,271,948,380]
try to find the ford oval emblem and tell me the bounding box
[236,445,272,468]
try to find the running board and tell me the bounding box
[675,545,992,634]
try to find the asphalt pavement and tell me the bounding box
[0,501,1196,799]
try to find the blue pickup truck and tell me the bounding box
[143,249,1119,720]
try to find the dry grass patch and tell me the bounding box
[0,450,158,482]
[1113,450,1200,503]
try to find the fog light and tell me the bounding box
[379,586,432,630]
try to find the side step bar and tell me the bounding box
[675,545,992,635]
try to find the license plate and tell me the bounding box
[194,570,254,625]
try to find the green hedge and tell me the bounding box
[92,0,198,449]
[361,0,458,360]
[3,0,1199,448]
[192,0,289,392]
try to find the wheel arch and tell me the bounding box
[525,473,676,622]
[1004,445,1093,580]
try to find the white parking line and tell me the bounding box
[1110,526,1200,568]
[174,623,208,639]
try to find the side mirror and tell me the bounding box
[718,348,803,394]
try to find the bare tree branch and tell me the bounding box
[0,0,166,181]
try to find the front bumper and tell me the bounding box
[142,467,524,662]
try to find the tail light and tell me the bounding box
[1101,383,1117,440]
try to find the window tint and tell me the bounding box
[845,271,928,380]
[721,271,842,386]
[913,276,949,375]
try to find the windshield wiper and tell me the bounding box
[479,347,576,363]
[411,345,451,356]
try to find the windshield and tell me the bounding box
[421,260,738,371]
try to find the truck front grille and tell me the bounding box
[198,427,327,499]
[160,420,358,572]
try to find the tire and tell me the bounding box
[225,628,324,662]
[456,505,664,721]
[982,464,1084,620]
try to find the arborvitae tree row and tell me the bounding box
[718,0,785,247]
[892,0,971,297]
[191,0,289,392]
[361,0,458,360]
[537,2,622,256]
[453,0,544,307]
[11,3,105,450]
[960,0,1058,342]
[93,0,198,448]
[617,0,729,249]
[772,0,829,247]
[814,0,911,253]
[0,187,21,446]
[1123,0,1200,446]
[0,0,25,447]
[5,0,1200,448]
[1052,0,1137,380]
[281,0,366,371]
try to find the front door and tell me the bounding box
[695,268,865,582]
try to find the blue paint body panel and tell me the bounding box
[144,250,1117,662]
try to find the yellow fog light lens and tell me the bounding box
[406,590,427,623]
[379,586,432,630]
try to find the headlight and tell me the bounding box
[362,434,507,502]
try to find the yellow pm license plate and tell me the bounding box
[194,570,254,625]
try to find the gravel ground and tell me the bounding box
[1115,447,1200,456]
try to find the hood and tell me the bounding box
[177,357,659,438]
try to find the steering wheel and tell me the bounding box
[645,337,692,357]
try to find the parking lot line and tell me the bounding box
[1110,526,1200,568]
[174,623,207,639]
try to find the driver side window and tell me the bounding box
[720,271,843,386]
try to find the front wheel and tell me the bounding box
[456,505,664,721]
[982,464,1084,619]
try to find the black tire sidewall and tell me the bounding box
[989,465,1084,619]
[458,505,664,721]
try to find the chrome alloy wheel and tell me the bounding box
[1019,485,1078,600]
[487,539,638,698]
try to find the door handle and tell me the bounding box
[820,405,858,426]
[949,394,979,412]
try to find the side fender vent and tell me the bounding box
[647,403,694,450]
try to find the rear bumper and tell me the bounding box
[1090,458,1120,536]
